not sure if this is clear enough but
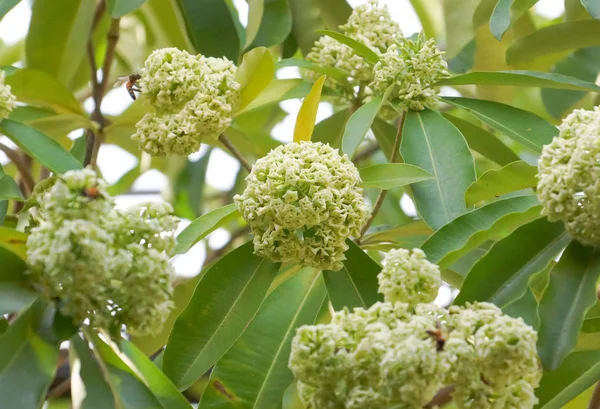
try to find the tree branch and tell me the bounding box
[357,111,406,240]
[0,143,34,195]
[46,377,71,400]
[588,382,600,409]
[218,134,252,172]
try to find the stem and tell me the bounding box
[218,134,252,172]
[588,382,600,409]
[353,142,379,163]
[46,377,71,400]
[0,143,35,195]
[424,386,454,408]
[357,111,406,241]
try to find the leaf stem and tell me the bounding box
[588,382,600,409]
[357,111,406,241]
[218,133,252,172]
[0,143,34,195]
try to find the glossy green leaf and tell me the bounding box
[359,163,433,190]
[141,0,192,51]
[0,165,23,202]
[362,221,433,250]
[371,116,397,160]
[443,97,557,153]
[439,70,600,92]
[237,79,303,115]
[175,206,239,254]
[322,240,383,310]
[465,160,538,206]
[0,282,36,315]
[245,0,264,48]
[26,0,96,88]
[0,300,59,409]
[106,0,146,17]
[454,217,570,307]
[0,119,82,174]
[312,108,351,149]
[506,20,600,64]
[342,97,386,158]
[0,0,20,23]
[443,0,480,58]
[444,114,519,166]
[538,242,600,371]
[287,0,325,55]
[164,242,280,390]
[489,0,539,40]
[278,59,349,83]
[318,0,352,30]
[293,75,326,142]
[200,268,327,409]
[249,0,292,48]
[237,47,276,109]
[315,29,380,64]
[176,0,241,62]
[503,288,539,329]
[401,109,476,230]
[582,0,600,18]
[69,134,87,165]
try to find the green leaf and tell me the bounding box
[438,70,600,92]
[140,0,192,51]
[535,350,600,409]
[26,0,96,88]
[5,68,86,115]
[237,47,276,109]
[342,97,386,158]
[0,164,23,202]
[359,163,433,190]
[278,59,349,83]
[506,20,600,65]
[409,0,444,39]
[237,79,303,115]
[318,0,352,30]
[444,114,519,166]
[0,119,82,174]
[69,134,87,165]
[175,205,239,254]
[465,160,538,206]
[249,0,292,48]
[176,0,241,62]
[293,75,326,142]
[503,288,539,329]
[312,108,351,149]
[0,282,36,315]
[489,0,540,40]
[582,0,600,18]
[245,0,264,48]
[106,0,146,17]
[454,217,570,307]
[442,97,557,153]
[200,268,327,409]
[537,242,600,371]
[322,240,383,310]
[315,29,380,64]
[0,300,60,409]
[371,116,397,160]
[401,109,476,230]
[164,242,280,390]
[0,227,27,260]
[287,0,325,55]
[443,0,481,58]
[362,221,433,250]
[0,0,20,23]
[173,150,211,220]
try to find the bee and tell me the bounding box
[115,74,141,100]
[425,322,446,352]
[82,186,101,199]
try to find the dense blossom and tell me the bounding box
[289,250,541,409]
[537,107,600,246]
[234,142,369,271]
[26,169,178,335]
[371,34,449,111]
[0,71,16,120]
[132,48,240,156]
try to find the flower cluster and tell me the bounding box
[0,71,16,120]
[537,107,600,246]
[371,34,449,111]
[234,142,369,271]
[132,48,240,156]
[26,169,178,336]
[289,249,541,409]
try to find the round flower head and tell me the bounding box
[132,111,200,157]
[378,248,441,305]
[340,0,403,51]
[234,142,369,271]
[371,34,449,111]
[537,107,600,246]
[0,71,16,120]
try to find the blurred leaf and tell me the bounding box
[362,221,433,249]
[164,242,279,390]
[444,114,519,166]
[448,39,476,74]
[503,288,539,329]
[401,109,476,230]
[454,217,570,307]
[421,196,541,268]
[538,242,600,371]
[443,0,481,58]
[107,0,147,17]
[0,226,27,260]
[293,75,326,142]
[245,0,264,48]
[489,0,539,40]
[359,163,433,190]
[5,68,86,115]
[323,240,383,310]
[535,350,600,409]
[582,0,600,18]
[200,268,327,409]
[312,108,351,149]
[465,160,537,206]
[0,164,23,202]
[371,116,396,160]
[0,300,60,409]
[0,119,82,174]
[288,0,325,55]
[0,282,36,315]
[315,30,379,63]
[409,0,444,39]
[176,0,241,62]
[237,78,303,115]
[174,204,240,254]
[237,47,276,109]
[231,105,284,156]
[173,151,211,219]
[318,0,352,30]
[439,70,600,91]
[69,134,87,165]
[278,58,349,83]
[141,0,192,51]
[506,20,600,65]
[443,97,557,153]
[26,0,96,88]
[342,96,387,158]
[0,0,20,23]
[249,0,292,48]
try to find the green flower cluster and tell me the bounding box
[537,107,600,246]
[234,141,369,271]
[289,249,541,409]
[26,169,178,336]
[0,71,16,120]
[132,48,240,156]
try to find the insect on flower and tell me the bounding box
[115,74,142,100]
[82,186,101,199]
[425,322,446,352]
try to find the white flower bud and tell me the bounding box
[0,71,16,120]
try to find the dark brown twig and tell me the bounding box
[353,142,379,163]
[218,134,252,172]
[424,386,455,408]
[588,382,600,409]
[0,143,34,195]
[45,377,71,400]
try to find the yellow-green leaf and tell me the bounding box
[293,75,326,142]
[236,47,276,110]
